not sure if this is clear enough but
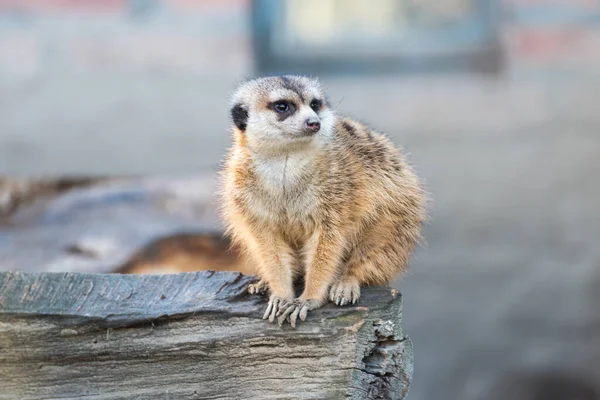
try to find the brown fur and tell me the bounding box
[220,76,426,326]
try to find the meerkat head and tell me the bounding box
[229,75,335,151]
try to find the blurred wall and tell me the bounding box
[0,0,599,175]
[0,0,251,175]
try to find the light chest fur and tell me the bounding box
[246,148,321,231]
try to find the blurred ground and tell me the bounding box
[2,1,600,399]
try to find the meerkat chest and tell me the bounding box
[250,153,319,221]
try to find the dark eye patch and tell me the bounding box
[269,100,296,121]
[231,103,248,131]
[310,98,322,112]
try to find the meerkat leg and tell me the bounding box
[248,246,301,296]
[260,237,298,323]
[238,226,296,322]
[330,219,418,306]
[277,230,345,327]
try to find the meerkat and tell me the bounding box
[220,75,425,328]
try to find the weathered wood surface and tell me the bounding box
[0,271,413,400]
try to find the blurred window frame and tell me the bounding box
[251,0,503,75]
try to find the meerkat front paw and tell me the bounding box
[248,278,269,295]
[276,298,323,328]
[263,294,293,323]
[329,277,361,306]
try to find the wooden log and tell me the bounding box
[0,271,413,400]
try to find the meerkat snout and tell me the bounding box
[304,117,320,133]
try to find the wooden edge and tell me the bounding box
[351,287,413,399]
[0,271,260,326]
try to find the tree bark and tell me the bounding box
[0,271,413,400]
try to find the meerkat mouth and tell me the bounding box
[296,131,318,138]
[281,131,318,141]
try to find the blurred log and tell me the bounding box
[0,177,105,216]
[0,271,413,400]
[0,175,250,275]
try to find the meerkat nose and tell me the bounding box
[305,119,321,133]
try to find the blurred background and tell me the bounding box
[1,0,600,399]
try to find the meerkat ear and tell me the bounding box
[231,103,249,132]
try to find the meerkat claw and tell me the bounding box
[329,279,361,307]
[276,298,322,328]
[248,279,269,295]
[263,295,294,323]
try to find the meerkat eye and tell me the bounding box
[310,99,322,112]
[273,101,290,113]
